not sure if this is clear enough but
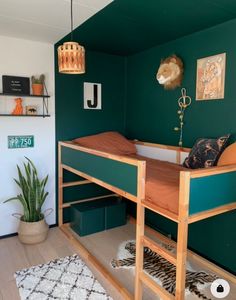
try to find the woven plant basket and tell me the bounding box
[13,209,52,244]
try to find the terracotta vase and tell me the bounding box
[32,83,43,95]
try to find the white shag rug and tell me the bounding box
[15,254,113,300]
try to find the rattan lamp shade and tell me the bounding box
[58,41,85,74]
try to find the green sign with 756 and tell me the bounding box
[8,135,34,149]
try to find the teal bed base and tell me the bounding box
[61,146,138,197]
[190,170,236,215]
[59,141,236,224]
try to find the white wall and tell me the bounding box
[0,35,55,236]
[136,144,189,164]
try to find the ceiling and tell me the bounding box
[1,0,236,53]
[0,0,113,43]
[70,0,236,55]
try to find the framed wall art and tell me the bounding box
[2,75,30,95]
[84,82,102,109]
[26,105,37,115]
[196,53,226,101]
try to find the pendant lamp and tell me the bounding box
[58,0,85,74]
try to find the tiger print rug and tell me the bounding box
[111,240,217,300]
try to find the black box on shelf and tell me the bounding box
[2,75,30,95]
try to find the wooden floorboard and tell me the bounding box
[0,228,75,300]
[0,227,122,300]
[65,222,236,300]
[1,225,236,300]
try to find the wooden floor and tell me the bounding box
[75,222,236,300]
[0,228,75,300]
[0,227,121,300]
[0,225,235,300]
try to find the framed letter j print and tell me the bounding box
[84,82,102,109]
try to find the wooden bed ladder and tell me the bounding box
[135,171,190,300]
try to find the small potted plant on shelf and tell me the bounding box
[4,157,52,244]
[31,74,45,95]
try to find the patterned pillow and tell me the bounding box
[183,134,230,169]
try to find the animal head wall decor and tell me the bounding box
[156,55,184,90]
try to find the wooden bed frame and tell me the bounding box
[58,140,236,300]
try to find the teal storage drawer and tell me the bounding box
[105,198,126,229]
[70,202,105,236]
[70,197,126,236]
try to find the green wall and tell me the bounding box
[55,48,127,222]
[55,18,236,274]
[126,18,236,146]
[55,50,126,141]
[125,19,236,274]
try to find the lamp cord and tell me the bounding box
[71,0,73,41]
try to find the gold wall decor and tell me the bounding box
[174,88,191,147]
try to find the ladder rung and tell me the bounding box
[140,271,175,300]
[62,180,91,187]
[61,194,117,208]
[142,236,177,265]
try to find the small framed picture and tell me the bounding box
[26,105,37,115]
[84,82,102,109]
[196,53,226,100]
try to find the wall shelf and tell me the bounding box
[0,114,50,117]
[0,93,50,98]
[0,92,50,117]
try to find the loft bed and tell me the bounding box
[58,139,236,300]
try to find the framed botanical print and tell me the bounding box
[196,53,226,100]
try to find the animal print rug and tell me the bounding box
[111,240,217,300]
[15,254,113,300]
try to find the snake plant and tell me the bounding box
[4,157,49,222]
